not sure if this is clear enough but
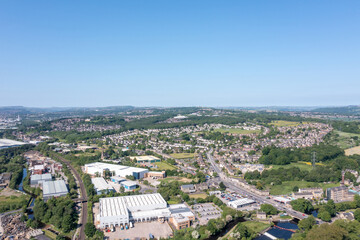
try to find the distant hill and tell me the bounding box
[312,105,360,115]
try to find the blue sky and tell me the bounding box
[0,1,359,107]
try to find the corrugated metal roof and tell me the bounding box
[43,180,68,195]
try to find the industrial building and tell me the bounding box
[120,180,137,190]
[96,193,195,230]
[30,173,52,185]
[0,139,26,149]
[129,156,161,164]
[97,193,169,228]
[42,180,68,200]
[146,171,166,179]
[327,186,355,203]
[227,198,256,209]
[180,184,196,193]
[84,162,148,179]
[110,176,126,184]
[91,177,115,195]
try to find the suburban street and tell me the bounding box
[206,150,310,221]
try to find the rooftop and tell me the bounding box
[43,180,68,195]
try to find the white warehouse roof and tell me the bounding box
[91,177,114,191]
[43,180,68,196]
[228,198,255,208]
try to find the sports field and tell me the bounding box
[189,193,208,199]
[154,161,176,170]
[170,153,195,159]
[214,128,261,134]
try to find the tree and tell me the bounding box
[354,208,360,222]
[56,235,67,240]
[219,182,226,190]
[290,199,314,214]
[85,223,96,237]
[293,186,299,192]
[318,210,331,222]
[298,216,316,231]
[306,223,347,240]
[260,204,278,215]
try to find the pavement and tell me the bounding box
[206,149,316,222]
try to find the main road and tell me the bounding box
[52,153,88,240]
[206,150,310,221]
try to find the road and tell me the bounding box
[206,150,310,221]
[54,154,88,240]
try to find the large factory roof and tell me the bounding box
[0,139,26,149]
[85,162,147,173]
[91,177,114,191]
[43,180,68,196]
[99,193,167,217]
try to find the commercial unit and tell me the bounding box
[146,171,166,179]
[91,177,115,195]
[168,204,195,230]
[97,193,170,228]
[84,162,148,179]
[0,139,26,149]
[30,173,52,185]
[42,180,68,200]
[129,156,161,164]
[227,198,255,209]
[110,176,126,184]
[121,181,137,190]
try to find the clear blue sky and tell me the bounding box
[0,1,359,107]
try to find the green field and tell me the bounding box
[0,189,30,213]
[269,181,339,195]
[269,162,314,172]
[241,221,271,233]
[170,153,195,159]
[270,120,304,127]
[189,193,208,199]
[327,130,360,149]
[159,176,193,183]
[214,128,261,134]
[154,161,176,170]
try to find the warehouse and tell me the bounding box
[110,176,126,184]
[42,180,68,200]
[30,173,52,185]
[97,193,170,228]
[91,177,115,195]
[120,180,137,190]
[129,156,161,164]
[84,162,148,179]
[227,198,255,209]
[0,139,26,149]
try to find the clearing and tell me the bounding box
[326,130,360,149]
[214,128,261,134]
[154,162,176,170]
[0,188,30,213]
[268,162,314,172]
[345,146,360,156]
[270,120,304,127]
[269,181,339,195]
[159,176,192,183]
[189,193,208,199]
[170,153,195,159]
[241,221,271,233]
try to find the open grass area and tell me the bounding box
[189,193,208,199]
[0,188,30,213]
[270,120,304,127]
[159,176,192,183]
[154,161,176,170]
[43,229,57,240]
[269,181,339,195]
[345,146,360,156]
[327,130,360,149]
[241,221,271,233]
[214,128,261,134]
[170,153,195,159]
[268,162,314,172]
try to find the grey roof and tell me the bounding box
[181,184,195,189]
[31,173,52,181]
[43,180,68,196]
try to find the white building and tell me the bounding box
[42,180,68,200]
[30,173,52,185]
[91,177,115,195]
[227,198,255,209]
[84,162,148,179]
[98,193,170,228]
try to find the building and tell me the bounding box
[84,162,149,179]
[180,184,196,193]
[227,198,255,209]
[273,196,291,205]
[32,165,45,175]
[91,177,115,195]
[97,193,170,228]
[30,173,52,185]
[0,173,11,188]
[257,211,267,220]
[168,204,195,230]
[292,192,314,200]
[0,139,26,149]
[195,183,208,191]
[129,156,161,164]
[298,187,323,199]
[121,181,138,190]
[110,176,126,184]
[146,171,166,179]
[42,180,68,200]
[327,186,355,203]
